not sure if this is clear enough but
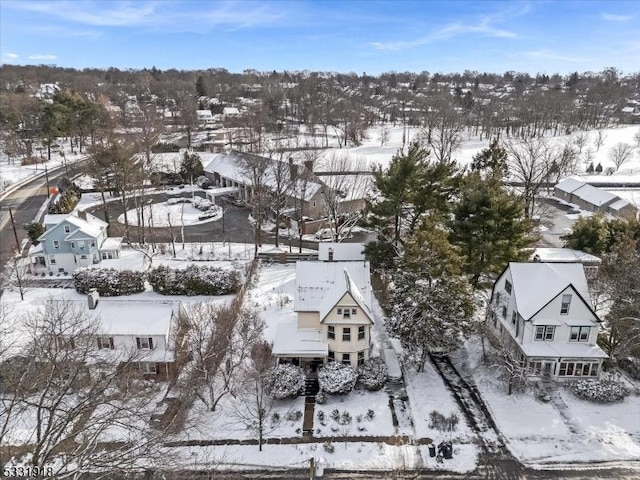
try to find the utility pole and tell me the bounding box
[8,208,21,253]
[45,166,51,198]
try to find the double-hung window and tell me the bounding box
[342,327,351,342]
[560,294,572,314]
[327,325,335,340]
[569,326,590,342]
[358,326,365,340]
[136,337,153,349]
[534,326,555,341]
[97,337,114,349]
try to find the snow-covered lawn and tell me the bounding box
[455,335,640,466]
[173,394,306,442]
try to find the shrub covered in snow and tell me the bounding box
[315,389,327,404]
[318,362,357,395]
[266,363,305,399]
[148,264,240,295]
[73,268,145,296]
[356,357,388,391]
[568,377,630,403]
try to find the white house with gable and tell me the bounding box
[273,257,373,369]
[488,262,607,381]
[64,293,178,380]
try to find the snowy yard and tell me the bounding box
[454,336,640,466]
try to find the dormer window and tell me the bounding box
[560,294,572,315]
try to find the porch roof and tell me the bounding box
[272,322,328,357]
[520,342,608,359]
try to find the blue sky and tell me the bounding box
[1,0,639,75]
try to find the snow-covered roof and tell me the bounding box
[520,341,607,359]
[100,237,123,251]
[555,177,586,194]
[39,213,106,241]
[318,243,366,261]
[65,299,177,336]
[508,262,592,320]
[608,198,632,211]
[530,248,601,265]
[272,322,328,357]
[223,107,240,115]
[572,184,618,207]
[43,213,71,227]
[294,261,371,316]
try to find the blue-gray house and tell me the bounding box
[30,212,123,275]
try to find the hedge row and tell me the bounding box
[73,268,146,296]
[148,264,240,296]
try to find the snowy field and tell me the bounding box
[453,336,640,467]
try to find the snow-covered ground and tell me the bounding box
[453,335,640,467]
[117,199,222,227]
[0,141,85,196]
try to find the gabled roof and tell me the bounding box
[572,184,617,207]
[318,243,365,261]
[38,213,106,242]
[555,177,585,194]
[507,262,593,320]
[318,269,373,322]
[294,261,372,315]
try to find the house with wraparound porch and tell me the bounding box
[488,262,607,381]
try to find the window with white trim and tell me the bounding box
[96,337,114,349]
[327,325,335,340]
[569,326,590,342]
[511,311,517,325]
[64,225,70,233]
[560,294,572,314]
[528,361,543,375]
[357,351,365,366]
[358,325,365,341]
[505,280,512,294]
[50,255,56,264]
[534,326,556,341]
[341,353,350,365]
[136,337,153,349]
[559,361,598,377]
[328,351,335,361]
[53,240,60,249]
[342,327,351,342]
[502,306,507,319]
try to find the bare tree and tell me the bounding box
[379,125,390,146]
[237,152,270,257]
[9,255,31,301]
[573,132,589,154]
[231,342,281,451]
[264,138,295,248]
[318,153,370,241]
[505,137,557,219]
[0,299,171,478]
[491,346,529,395]
[594,129,607,151]
[634,129,640,148]
[609,142,634,172]
[181,301,264,412]
[419,95,463,163]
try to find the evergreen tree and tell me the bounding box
[470,139,508,179]
[364,142,459,273]
[387,216,475,370]
[23,221,45,245]
[195,75,207,97]
[562,214,640,255]
[180,151,204,180]
[450,172,533,289]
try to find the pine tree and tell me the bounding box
[387,217,475,370]
[364,142,459,273]
[449,172,534,289]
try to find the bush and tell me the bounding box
[356,357,388,391]
[73,268,145,296]
[568,378,630,403]
[318,362,357,395]
[316,390,327,405]
[148,264,240,296]
[23,221,45,245]
[49,185,80,214]
[618,358,640,380]
[266,363,305,399]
